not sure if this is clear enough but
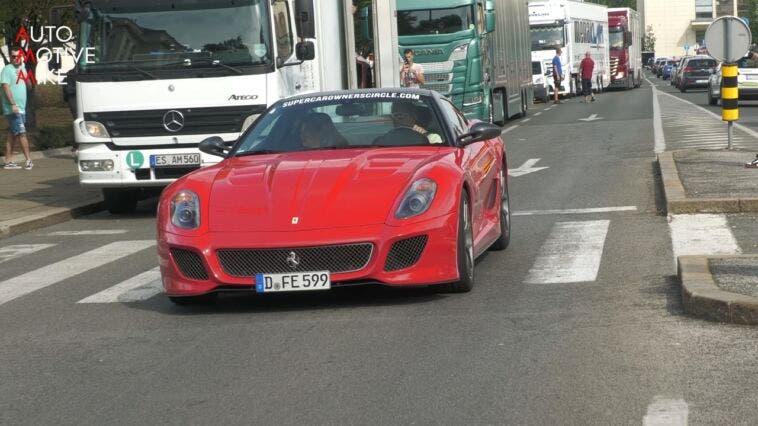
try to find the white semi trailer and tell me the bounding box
[65,0,399,213]
[528,0,610,97]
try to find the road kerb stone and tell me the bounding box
[658,151,758,213]
[678,255,758,325]
[0,200,104,240]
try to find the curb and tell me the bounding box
[678,255,758,325]
[0,199,104,241]
[657,151,758,214]
[8,147,76,163]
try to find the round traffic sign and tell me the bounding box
[705,16,752,63]
[125,151,144,170]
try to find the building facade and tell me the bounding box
[637,0,749,58]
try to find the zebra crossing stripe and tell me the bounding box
[525,220,610,284]
[47,230,129,236]
[0,244,55,263]
[78,267,162,304]
[0,240,156,306]
[669,214,740,259]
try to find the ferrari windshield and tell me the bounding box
[234,93,449,155]
[78,0,271,72]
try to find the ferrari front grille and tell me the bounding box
[384,235,428,272]
[170,248,209,280]
[216,243,374,276]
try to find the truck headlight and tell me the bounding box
[241,114,260,132]
[171,190,200,229]
[450,43,469,61]
[79,121,110,138]
[80,159,114,172]
[396,178,437,219]
[463,94,484,106]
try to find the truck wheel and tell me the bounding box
[102,188,139,214]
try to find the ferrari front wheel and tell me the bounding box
[489,167,511,251]
[445,191,475,293]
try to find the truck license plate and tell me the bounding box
[255,271,331,293]
[150,153,201,168]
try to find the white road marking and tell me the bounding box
[508,158,549,177]
[647,74,666,153]
[643,397,689,426]
[534,111,542,116]
[78,267,162,303]
[578,113,603,122]
[525,220,610,284]
[47,230,129,236]
[0,240,156,306]
[513,206,637,216]
[502,125,519,134]
[657,88,758,139]
[669,214,741,259]
[522,118,531,122]
[0,244,55,264]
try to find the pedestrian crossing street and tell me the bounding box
[0,210,741,308]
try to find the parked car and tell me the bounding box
[662,60,677,79]
[653,57,668,77]
[707,55,758,105]
[678,56,717,92]
[532,60,551,103]
[157,88,511,304]
[671,57,690,88]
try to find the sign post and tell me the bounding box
[705,16,752,150]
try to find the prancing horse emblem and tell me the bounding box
[285,251,300,269]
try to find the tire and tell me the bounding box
[680,85,687,93]
[102,188,139,214]
[489,167,511,251]
[708,89,718,105]
[168,293,217,306]
[442,191,475,293]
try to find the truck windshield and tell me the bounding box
[78,0,271,73]
[397,6,474,35]
[609,29,624,50]
[530,25,564,50]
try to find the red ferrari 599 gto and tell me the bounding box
[157,89,510,304]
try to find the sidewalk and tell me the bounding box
[0,148,103,239]
[659,148,758,325]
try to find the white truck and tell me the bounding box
[65,0,399,213]
[528,0,610,98]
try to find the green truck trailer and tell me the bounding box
[396,0,532,123]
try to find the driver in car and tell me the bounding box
[298,112,349,149]
[390,102,443,144]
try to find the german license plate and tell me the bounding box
[747,75,758,80]
[255,271,331,293]
[150,153,201,168]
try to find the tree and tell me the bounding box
[592,0,637,8]
[643,25,656,52]
[747,0,758,47]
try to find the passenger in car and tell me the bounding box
[298,112,349,149]
[389,102,443,144]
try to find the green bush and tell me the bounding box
[34,126,74,150]
[34,85,67,108]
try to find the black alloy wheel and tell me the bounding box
[489,167,511,251]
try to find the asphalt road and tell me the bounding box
[2,82,758,424]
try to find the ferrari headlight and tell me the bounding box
[170,190,200,229]
[396,178,437,219]
[79,121,110,138]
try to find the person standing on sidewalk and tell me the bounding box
[552,48,563,104]
[2,46,33,170]
[579,51,596,103]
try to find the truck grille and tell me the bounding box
[421,60,454,95]
[610,57,619,75]
[84,105,266,138]
[216,243,374,277]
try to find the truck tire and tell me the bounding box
[103,188,139,214]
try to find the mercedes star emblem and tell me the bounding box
[285,251,300,269]
[162,110,185,133]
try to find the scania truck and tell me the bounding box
[396,0,532,124]
[608,7,642,89]
[66,0,399,213]
[528,0,610,98]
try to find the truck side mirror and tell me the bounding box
[294,0,315,39]
[296,41,315,61]
[485,12,496,33]
[360,6,373,41]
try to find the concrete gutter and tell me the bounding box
[0,200,105,240]
[678,255,758,325]
[658,151,758,214]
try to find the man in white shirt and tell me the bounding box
[400,49,425,88]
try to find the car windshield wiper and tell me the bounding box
[126,63,158,79]
[211,60,243,74]
[236,149,285,157]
